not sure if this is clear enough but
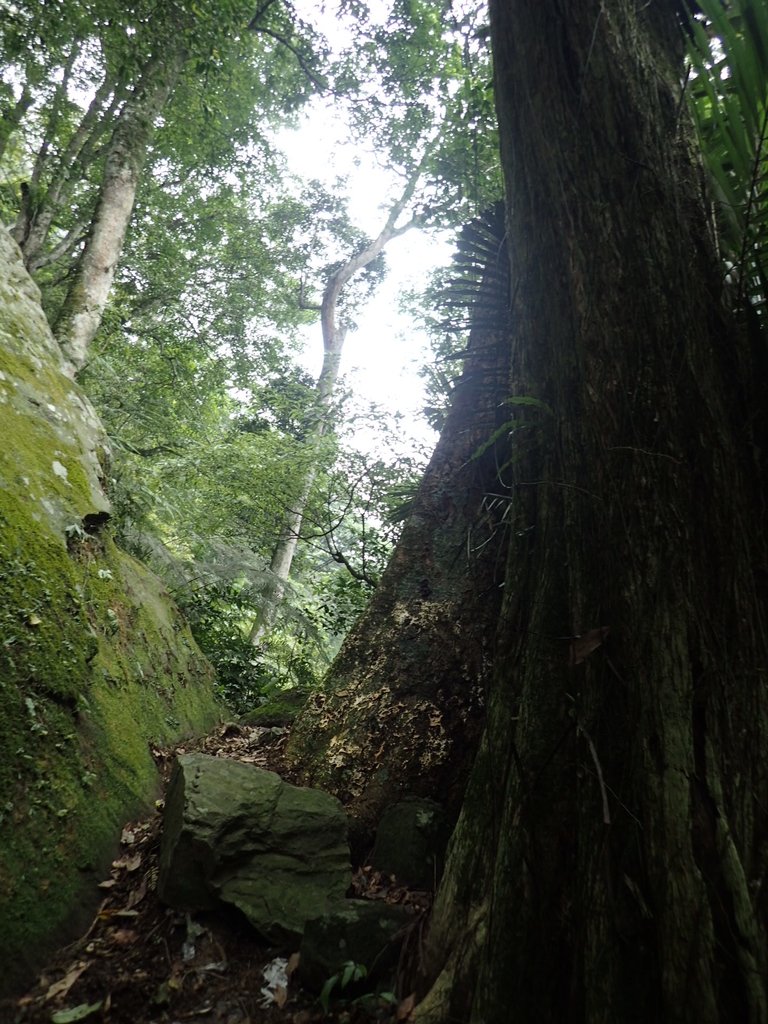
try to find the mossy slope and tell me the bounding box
[0,227,222,995]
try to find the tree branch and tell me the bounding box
[329,546,378,587]
[28,220,87,272]
[319,153,431,353]
[249,24,327,93]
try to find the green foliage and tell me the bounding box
[176,573,325,715]
[319,960,368,1014]
[176,579,265,709]
[687,0,768,326]
[331,0,502,220]
[0,0,327,285]
[0,0,484,722]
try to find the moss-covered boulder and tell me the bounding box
[240,688,309,727]
[0,227,222,995]
[158,753,351,944]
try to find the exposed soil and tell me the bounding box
[2,723,429,1024]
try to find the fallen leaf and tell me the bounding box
[569,626,610,666]
[110,929,138,946]
[51,1001,103,1023]
[126,873,148,909]
[97,879,116,890]
[124,852,142,872]
[274,984,288,1008]
[45,962,89,1002]
[286,952,301,978]
[397,993,416,1021]
[120,827,136,845]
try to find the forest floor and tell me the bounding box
[4,723,428,1024]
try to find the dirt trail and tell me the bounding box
[3,725,427,1024]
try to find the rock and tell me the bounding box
[0,226,221,996]
[240,689,309,727]
[299,900,415,991]
[158,753,351,943]
[370,797,451,889]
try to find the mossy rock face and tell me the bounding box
[0,227,222,996]
[240,689,310,727]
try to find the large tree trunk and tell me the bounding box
[287,206,514,834]
[55,52,183,375]
[412,2,768,1022]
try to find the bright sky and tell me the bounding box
[273,8,454,457]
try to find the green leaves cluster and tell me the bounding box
[687,0,768,325]
[0,0,506,712]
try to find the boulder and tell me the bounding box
[370,797,451,889]
[0,226,221,996]
[299,900,414,991]
[240,688,309,727]
[158,753,351,942]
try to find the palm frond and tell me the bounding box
[439,201,509,333]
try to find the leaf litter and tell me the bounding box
[3,722,425,1024]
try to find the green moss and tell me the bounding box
[240,690,310,727]
[0,230,223,995]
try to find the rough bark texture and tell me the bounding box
[55,52,183,374]
[413,3,768,1022]
[287,209,513,833]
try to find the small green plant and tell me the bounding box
[318,961,368,1014]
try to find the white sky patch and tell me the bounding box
[271,3,453,453]
[275,101,450,454]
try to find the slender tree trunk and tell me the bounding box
[249,339,343,643]
[11,45,80,251]
[410,3,768,1022]
[55,51,184,375]
[251,170,423,641]
[287,205,515,834]
[20,71,127,271]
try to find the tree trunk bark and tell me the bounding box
[287,205,515,835]
[412,2,768,1022]
[55,52,183,375]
